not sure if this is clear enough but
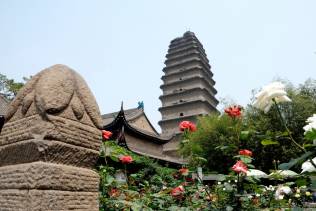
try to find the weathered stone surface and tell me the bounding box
[0,140,99,168]
[0,162,99,191]
[0,65,102,210]
[4,64,103,128]
[0,190,98,211]
[0,115,100,154]
[0,65,103,167]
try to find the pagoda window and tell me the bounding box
[180,113,184,117]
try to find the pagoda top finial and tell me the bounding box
[120,101,124,111]
[183,31,195,37]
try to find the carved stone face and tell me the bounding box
[0,64,103,168]
[0,64,102,210]
[5,64,103,129]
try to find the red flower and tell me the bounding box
[102,130,112,140]
[179,121,197,132]
[224,105,242,118]
[190,123,197,132]
[239,149,253,157]
[109,188,120,197]
[171,185,185,197]
[179,168,189,176]
[232,160,248,174]
[119,155,133,164]
[185,177,194,182]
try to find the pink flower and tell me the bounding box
[232,160,248,174]
[171,185,185,197]
[119,155,133,164]
[239,149,253,157]
[102,130,113,140]
[179,168,189,176]
[224,105,242,118]
[179,121,197,132]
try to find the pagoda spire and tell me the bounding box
[158,31,218,136]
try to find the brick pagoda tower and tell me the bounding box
[158,31,218,136]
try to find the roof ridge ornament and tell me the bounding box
[137,101,144,110]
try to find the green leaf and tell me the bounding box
[105,175,114,185]
[261,139,279,146]
[131,203,143,211]
[181,139,189,144]
[279,151,314,170]
[295,178,309,187]
[247,164,255,168]
[305,129,316,141]
[240,156,252,164]
[303,144,316,149]
[240,131,250,141]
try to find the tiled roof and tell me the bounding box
[0,95,9,116]
[102,107,143,125]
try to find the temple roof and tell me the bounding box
[102,107,144,126]
[102,106,173,142]
[0,95,9,116]
[102,105,185,164]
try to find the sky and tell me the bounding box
[1,0,316,132]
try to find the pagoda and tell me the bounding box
[158,31,218,136]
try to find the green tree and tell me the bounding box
[0,74,28,100]
[244,79,316,172]
[180,114,241,174]
[180,79,316,173]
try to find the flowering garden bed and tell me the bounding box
[98,80,316,210]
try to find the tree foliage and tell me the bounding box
[244,79,316,172]
[180,114,242,173]
[0,73,28,100]
[180,79,316,173]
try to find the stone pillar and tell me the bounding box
[0,65,103,210]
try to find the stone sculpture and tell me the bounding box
[0,64,102,210]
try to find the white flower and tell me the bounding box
[234,180,238,183]
[223,188,226,191]
[253,82,291,113]
[301,157,316,173]
[246,169,268,178]
[280,186,292,195]
[248,195,253,199]
[269,170,298,178]
[303,114,316,134]
[295,193,300,198]
[267,185,275,191]
[256,193,260,197]
[217,181,221,185]
[275,186,292,200]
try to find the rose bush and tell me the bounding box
[98,79,316,210]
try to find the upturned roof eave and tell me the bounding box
[103,109,174,144]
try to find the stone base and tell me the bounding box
[0,139,99,168]
[0,190,98,211]
[0,162,99,210]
